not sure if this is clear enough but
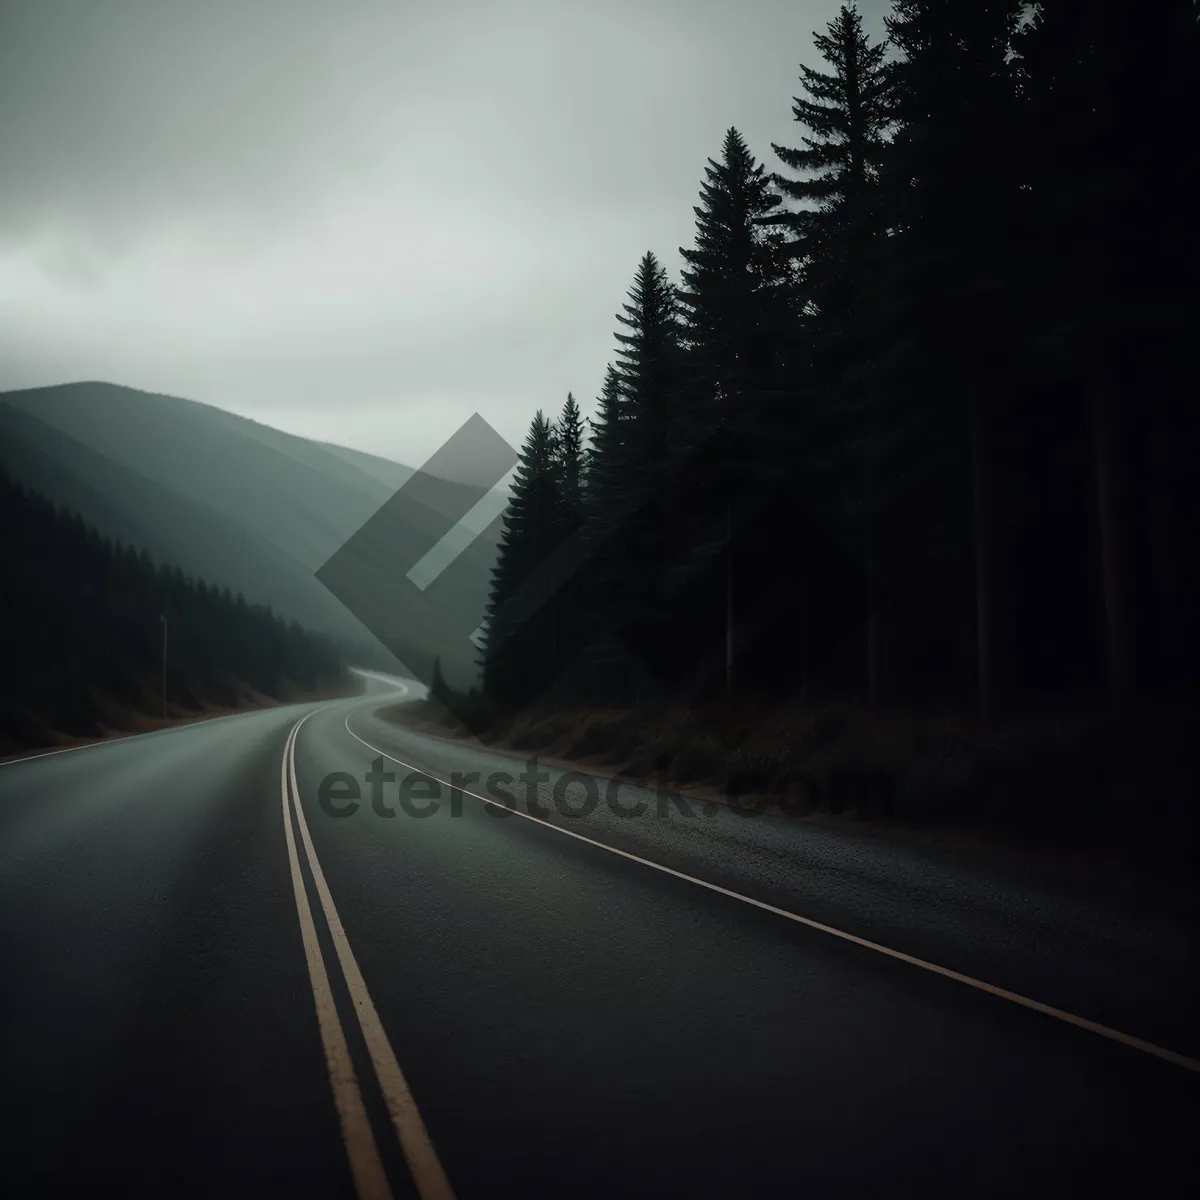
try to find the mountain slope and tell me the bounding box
[317,440,416,493]
[0,466,345,751]
[1,383,396,569]
[0,383,501,685]
[0,401,376,656]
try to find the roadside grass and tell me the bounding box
[0,669,360,759]
[379,691,1199,884]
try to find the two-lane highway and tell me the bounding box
[0,699,357,1196]
[2,678,1197,1197]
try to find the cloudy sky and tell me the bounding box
[0,0,887,467]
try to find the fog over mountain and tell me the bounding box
[0,382,499,686]
[0,0,887,465]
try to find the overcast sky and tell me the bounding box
[0,0,887,467]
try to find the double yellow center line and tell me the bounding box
[281,712,455,1200]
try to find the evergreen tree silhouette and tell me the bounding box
[481,411,567,706]
[0,468,345,752]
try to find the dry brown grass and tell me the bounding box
[381,693,1199,883]
[0,673,359,763]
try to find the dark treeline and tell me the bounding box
[1,468,345,750]
[481,0,1199,716]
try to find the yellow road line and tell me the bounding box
[289,714,456,1200]
[281,714,392,1200]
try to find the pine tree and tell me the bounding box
[429,656,452,707]
[766,5,895,701]
[769,4,892,321]
[547,392,588,694]
[613,251,681,487]
[677,127,791,448]
[1013,0,1200,704]
[0,467,343,749]
[571,365,631,696]
[611,252,683,692]
[670,129,797,700]
[554,392,586,516]
[571,256,683,700]
[481,410,566,706]
[584,364,628,524]
[878,0,1025,712]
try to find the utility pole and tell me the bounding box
[160,613,168,719]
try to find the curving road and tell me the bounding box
[1,674,1197,1198]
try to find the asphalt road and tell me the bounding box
[2,675,1197,1198]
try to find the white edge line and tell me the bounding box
[1,702,307,769]
[282,713,393,1200]
[291,709,456,1200]
[342,710,1200,1077]
[1,668,393,771]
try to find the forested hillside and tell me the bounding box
[0,382,502,684]
[481,1,1199,716]
[0,468,346,753]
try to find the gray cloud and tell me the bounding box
[0,0,888,465]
